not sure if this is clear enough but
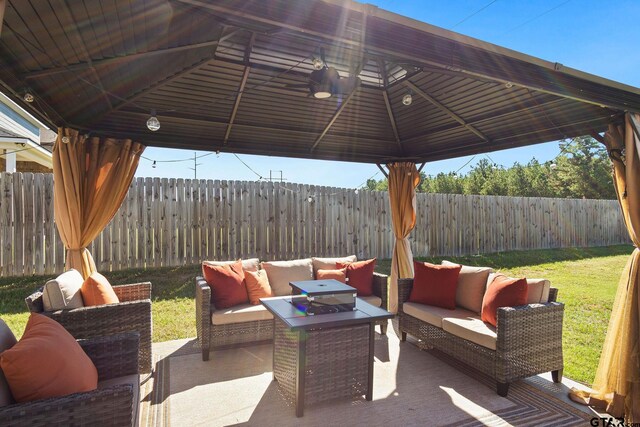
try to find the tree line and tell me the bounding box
[364,137,616,199]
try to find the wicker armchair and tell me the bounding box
[398,278,564,396]
[0,332,140,427]
[25,282,153,373]
[196,272,389,361]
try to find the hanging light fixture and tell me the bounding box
[309,67,338,99]
[402,92,413,106]
[312,57,324,70]
[61,136,70,144]
[152,160,157,168]
[147,110,160,131]
[23,92,34,103]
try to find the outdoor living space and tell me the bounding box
[1,0,640,425]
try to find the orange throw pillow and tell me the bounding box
[0,313,98,403]
[481,274,528,326]
[336,259,376,296]
[316,268,347,283]
[81,272,119,306]
[409,261,461,309]
[202,260,249,309]
[244,270,272,305]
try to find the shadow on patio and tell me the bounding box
[140,320,595,427]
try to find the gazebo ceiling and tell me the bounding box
[1,0,640,164]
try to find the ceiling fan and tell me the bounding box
[287,48,361,98]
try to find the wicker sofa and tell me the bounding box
[25,281,153,373]
[196,257,389,361]
[0,323,140,427]
[398,269,564,397]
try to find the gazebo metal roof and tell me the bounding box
[1,0,640,164]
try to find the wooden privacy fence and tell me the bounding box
[0,172,630,277]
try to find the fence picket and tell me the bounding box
[0,172,631,276]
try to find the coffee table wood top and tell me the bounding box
[260,295,393,331]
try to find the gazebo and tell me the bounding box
[1,0,639,420]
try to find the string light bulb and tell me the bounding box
[61,136,70,144]
[550,163,557,170]
[402,92,413,106]
[146,110,160,131]
[23,92,34,103]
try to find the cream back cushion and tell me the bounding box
[261,258,314,296]
[203,258,260,272]
[441,260,492,314]
[311,255,357,276]
[42,269,85,311]
[526,278,551,303]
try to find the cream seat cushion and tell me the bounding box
[203,258,260,272]
[261,258,313,296]
[42,269,85,311]
[526,278,551,303]
[211,303,273,325]
[442,316,497,350]
[441,260,492,314]
[360,295,382,307]
[311,255,357,276]
[403,302,477,328]
[98,374,140,427]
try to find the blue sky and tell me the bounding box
[135,0,640,187]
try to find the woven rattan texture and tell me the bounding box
[25,282,153,373]
[273,319,369,405]
[0,333,139,426]
[398,278,564,390]
[197,272,389,359]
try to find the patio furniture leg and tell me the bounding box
[380,322,387,335]
[497,382,509,397]
[296,330,306,417]
[366,324,374,401]
[202,349,209,361]
[552,369,563,383]
[400,331,407,342]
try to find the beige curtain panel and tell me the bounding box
[53,128,145,278]
[388,162,420,313]
[570,113,640,422]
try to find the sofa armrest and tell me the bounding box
[113,282,152,302]
[196,276,213,351]
[79,332,140,381]
[548,287,559,303]
[0,385,135,427]
[496,302,564,353]
[372,272,389,311]
[29,300,152,373]
[24,281,152,313]
[397,278,414,313]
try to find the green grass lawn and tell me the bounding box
[0,245,632,385]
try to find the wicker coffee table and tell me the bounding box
[260,295,392,417]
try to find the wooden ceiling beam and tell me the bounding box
[0,0,6,37]
[25,29,242,80]
[90,28,245,127]
[108,110,395,144]
[309,89,358,152]
[223,33,255,146]
[402,97,570,144]
[404,80,491,143]
[175,0,638,113]
[379,59,403,154]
